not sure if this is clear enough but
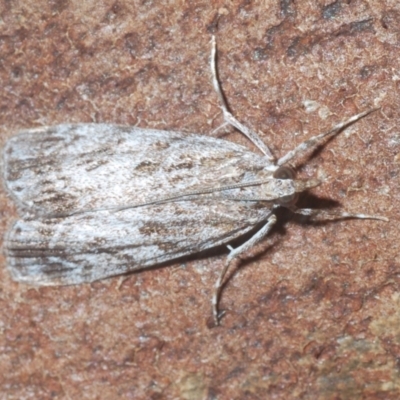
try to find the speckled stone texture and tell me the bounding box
[1,1,400,399]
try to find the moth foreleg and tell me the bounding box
[210,36,275,161]
[212,213,278,325]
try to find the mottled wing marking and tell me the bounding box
[6,199,271,285]
[3,124,270,216]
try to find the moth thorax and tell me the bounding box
[274,166,299,205]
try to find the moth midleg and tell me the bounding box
[277,109,376,166]
[212,213,277,325]
[289,207,388,222]
[210,36,275,161]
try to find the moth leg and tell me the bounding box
[210,121,230,137]
[212,213,278,325]
[210,36,275,161]
[289,207,388,222]
[277,109,377,166]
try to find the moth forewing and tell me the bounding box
[5,198,272,285]
[3,126,270,217]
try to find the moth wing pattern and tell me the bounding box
[6,199,271,285]
[3,124,271,217]
[4,123,277,285]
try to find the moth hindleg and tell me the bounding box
[212,213,277,325]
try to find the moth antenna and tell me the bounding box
[290,207,388,222]
[277,109,379,166]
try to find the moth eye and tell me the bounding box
[273,166,296,180]
[278,193,299,206]
[274,166,298,205]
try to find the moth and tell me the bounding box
[3,36,387,325]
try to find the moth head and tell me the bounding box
[273,165,320,206]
